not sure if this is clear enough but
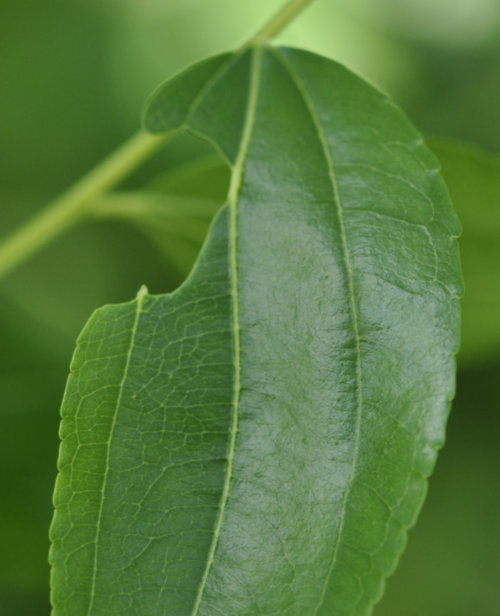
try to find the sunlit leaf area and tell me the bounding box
[1,0,499,614]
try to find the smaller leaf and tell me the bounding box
[147,153,230,200]
[90,154,230,276]
[91,192,218,275]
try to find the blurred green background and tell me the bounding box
[1,0,499,614]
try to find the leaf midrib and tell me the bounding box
[189,45,263,616]
[272,49,365,615]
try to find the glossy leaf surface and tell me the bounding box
[50,46,461,615]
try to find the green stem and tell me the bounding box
[246,0,316,47]
[89,192,221,222]
[0,0,317,280]
[0,132,168,279]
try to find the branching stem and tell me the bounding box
[0,133,168,279]
[0,0,317,280]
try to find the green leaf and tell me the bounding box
[50,46,461,615]
[428,138,500,365]
[147,153,230,199]
[91,191,222,275]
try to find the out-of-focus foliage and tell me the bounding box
[375,359,500,616]
[0,0,499,614]
[91,155,230,276]
[430,139,500,366]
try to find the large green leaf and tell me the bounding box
[50,46,461,615]
[428,138,500,365]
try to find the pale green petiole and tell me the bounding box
[0,132,168,279]
[245,0,316,47]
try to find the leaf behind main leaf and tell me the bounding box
[50,46,462,615]
[429,138,500,365]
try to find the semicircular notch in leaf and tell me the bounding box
[49,46,462,616]
[89,154,231,278]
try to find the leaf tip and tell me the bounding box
[137,284,149,299]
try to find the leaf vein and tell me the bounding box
[272,48,365,615]
[189,46,263,615]
[85,292,147,615]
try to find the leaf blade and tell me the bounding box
[51,46,462,616]
[50,210,234,615]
